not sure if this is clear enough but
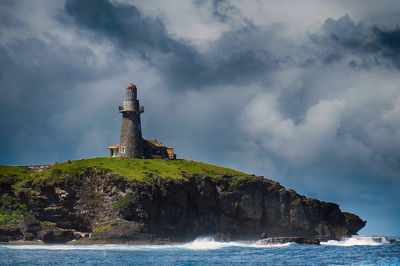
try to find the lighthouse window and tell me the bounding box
[121,146,126,154]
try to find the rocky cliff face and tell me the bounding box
[1,167,365,243]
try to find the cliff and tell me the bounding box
[0,158,366,243]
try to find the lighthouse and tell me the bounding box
[107,83,176,160]
[117,83,144,158]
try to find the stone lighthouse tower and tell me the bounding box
[117,83,144,158]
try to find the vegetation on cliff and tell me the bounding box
[0,165,31,184]
[0,166,32,224]
[0,195,29,224]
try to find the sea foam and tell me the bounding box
[2,237,289,251]
[2,235,393,251]
[321,235,392,246]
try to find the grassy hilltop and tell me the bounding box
[1,157,253,183]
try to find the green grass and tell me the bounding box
[1,157,257,189]
[12,157,255,182]
[0,165,31,183]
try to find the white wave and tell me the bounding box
[177,237,247,250]
[1,237,291,251]
[178,237,290,249]
[321,235,390,246]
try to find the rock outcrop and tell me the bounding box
[0,167,366,243]
[0,224,23,242]
[256,237,320,245]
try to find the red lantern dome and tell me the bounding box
[126,83,136,90]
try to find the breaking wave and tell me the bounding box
[180,237,291,249]
[321,235,394,246]
[3,235,394,251]
[2,237,290,251]
[178,237,247,250]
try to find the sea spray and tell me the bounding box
[321,235,392,246]
[3,236,292,251]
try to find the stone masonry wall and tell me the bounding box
[119,111,143,158]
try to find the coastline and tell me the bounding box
[1,236,398,265]
[1,235,396,246]
[0,239,183,245]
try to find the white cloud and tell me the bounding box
[240,91,346,165]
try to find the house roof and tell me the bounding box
[144,139,167,148]
[107,144,120,149]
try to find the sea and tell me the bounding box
[0,236,399,265]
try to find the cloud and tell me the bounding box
[193,0,250,27]
[64,0,195,59]
[311,15,400,69]
[63,0,282,89]
[240,94,346,165]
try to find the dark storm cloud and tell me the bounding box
[64,0,400,92]
[63,0,277,88]
[64,0,202,83]
[64,0,188,56]
[312,15,400,68]
[160,25,279,88]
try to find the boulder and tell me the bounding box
[38,228,76,243]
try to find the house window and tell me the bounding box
[121,146,126,154]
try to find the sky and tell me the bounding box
[1,0,400,236]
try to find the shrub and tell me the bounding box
[93,222,112,233]
[0,195,29,224]
[113,194,133,209]
[291,198,302,205]
[43,221,56,227]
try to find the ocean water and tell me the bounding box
[1,236,399,265]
